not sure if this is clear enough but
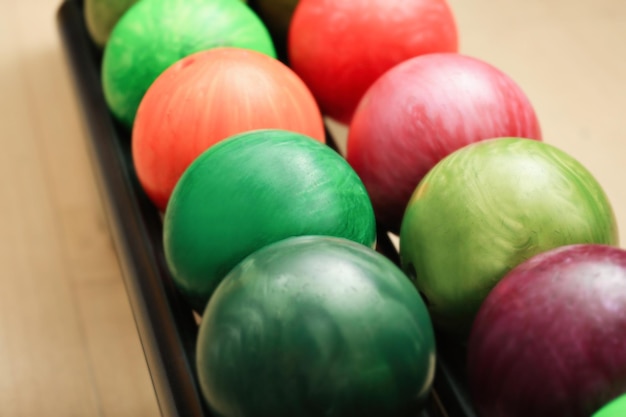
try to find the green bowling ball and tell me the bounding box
[196,235,436,417]
[84,0,138,47]
[594,394,626,417]
[399,137,618,337]
[163,129,376,311]
[101,0,275,128]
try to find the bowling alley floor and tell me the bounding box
[1,0,625,416]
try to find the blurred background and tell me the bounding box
[0,0,624,415]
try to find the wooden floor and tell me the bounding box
[0,0,624,416]
[0,0,160,416]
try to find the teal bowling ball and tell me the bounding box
[163,129,376,311]
[196,235,436,417]
[399,137,618,337]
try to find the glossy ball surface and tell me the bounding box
[197,236,436,417]
[347,53,542,232]
[399,138,618,336]
[102,0,275,128]
[468,244,626,417]
[132,47,325,211]
[163,130,376,311]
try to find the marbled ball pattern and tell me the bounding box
[468,244,626,417]
[163,129,376,312]
[346,53,542,233]
[197,236,436,417]
[102,0,276,128]
[399,137,618,336]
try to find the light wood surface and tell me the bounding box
[0,0,624,416]
[0,0,159,416]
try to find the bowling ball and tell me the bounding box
[346,53,542,233]
[468,244,626,417]
[83,0,137,47]
[399,138,618,337]
[102,0,275,128]
[132,47,325,211]
[196,235,436,417]
[594,394,626,417]
[251,0,299,59]
[288,0,458,124]
[163,129,376,311]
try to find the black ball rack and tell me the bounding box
[56,1,477,416]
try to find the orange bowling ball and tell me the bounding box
[132,47,326,211]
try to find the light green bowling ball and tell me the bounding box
[399,137,618,337]
[594,394,626,417]
[84,0,138,47]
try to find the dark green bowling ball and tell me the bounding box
[196,236,436,417]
